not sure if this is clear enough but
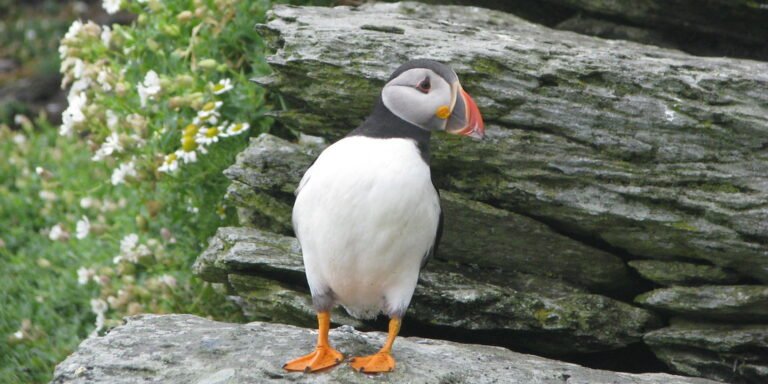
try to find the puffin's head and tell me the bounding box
[381,59,484,139]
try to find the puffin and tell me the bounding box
[283,59,484,374]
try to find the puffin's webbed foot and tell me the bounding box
[349,352,395,373]
[349,316,401,374]
[283,345,343,373]
[284,311,343,373]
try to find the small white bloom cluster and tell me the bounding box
[59,18,146,191]
[48,224,69,241]
[90,298,109,335]
[59,20,252,182]
[60,20,115,137]
[113,233,152,264]
[76,216,91,239]
[77,266,96,285]
[102,0,121,15]
[111,159,137,186]
[137,70,161,108]
[158,78,250,174]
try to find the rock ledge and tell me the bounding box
[51,314,720,384]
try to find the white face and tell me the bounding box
[381,68,454,132]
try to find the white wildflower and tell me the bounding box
[101,24,112,46]
[102,0,120,14]
[97,69,112,92]
[80,196,96,209]
[176,149,198,164]
[72,58,85,79]
[186,205,199,214]
[39,190,57,202]
[76,216,90,239]
[63,20,83,40]
[12,330,23,340]
[137,70,161,107]
[77,267,94,285]
[14,114,31,126]
[120,233,139,254]
[48,224,69,241]
[12,133,26,145]
[69,77,92,94]
[59,44,69,61]
[90,298,108,335]
[106,110,119,130]
[35,166,45,176]
[195,126,223,146]
[135,244,151,259]
[212,78,233,95]
[118,235,149,263]
[60,92,87,136]
[110,160,136,185]
[224,122,250,137]
[193,113,219,126]
[129,134,146,148]
[158,152,179,173]
[92,132,122,161]
[197,101,222,119]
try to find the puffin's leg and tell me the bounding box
[283,311,343,372]
[349,317,400,373]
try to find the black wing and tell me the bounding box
[420,184,444,269]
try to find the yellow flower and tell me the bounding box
[181,136,197,152]
[183,123,198,137]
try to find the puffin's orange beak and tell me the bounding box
[445,84,485,139]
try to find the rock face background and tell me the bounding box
[192,2,767,384]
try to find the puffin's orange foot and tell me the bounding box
[349,352,396,373]
[283,346,343,373]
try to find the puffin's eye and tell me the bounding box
[416,77,431,93]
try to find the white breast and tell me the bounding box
[293,136,440,319]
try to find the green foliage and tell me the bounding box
[1,0,284,382]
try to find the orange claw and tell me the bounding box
[349,317,401,374]
[284,312,343,373]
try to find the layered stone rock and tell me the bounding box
[51,314,719,384]
[258,2,768,284]
[644,320,768,384]
[194,226,660,355]
[627,260,741,287]
[202,3,768,382]
[411,0,768,60]
[635,286,768,322]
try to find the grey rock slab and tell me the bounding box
[195,227,660,354]
[260,2,768,282]
[635,285,768,321]
[541,0,768,46]
[404,0,768,59]
[645,320,768,384]
[51,314,720,384]
[627,260,741,287]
